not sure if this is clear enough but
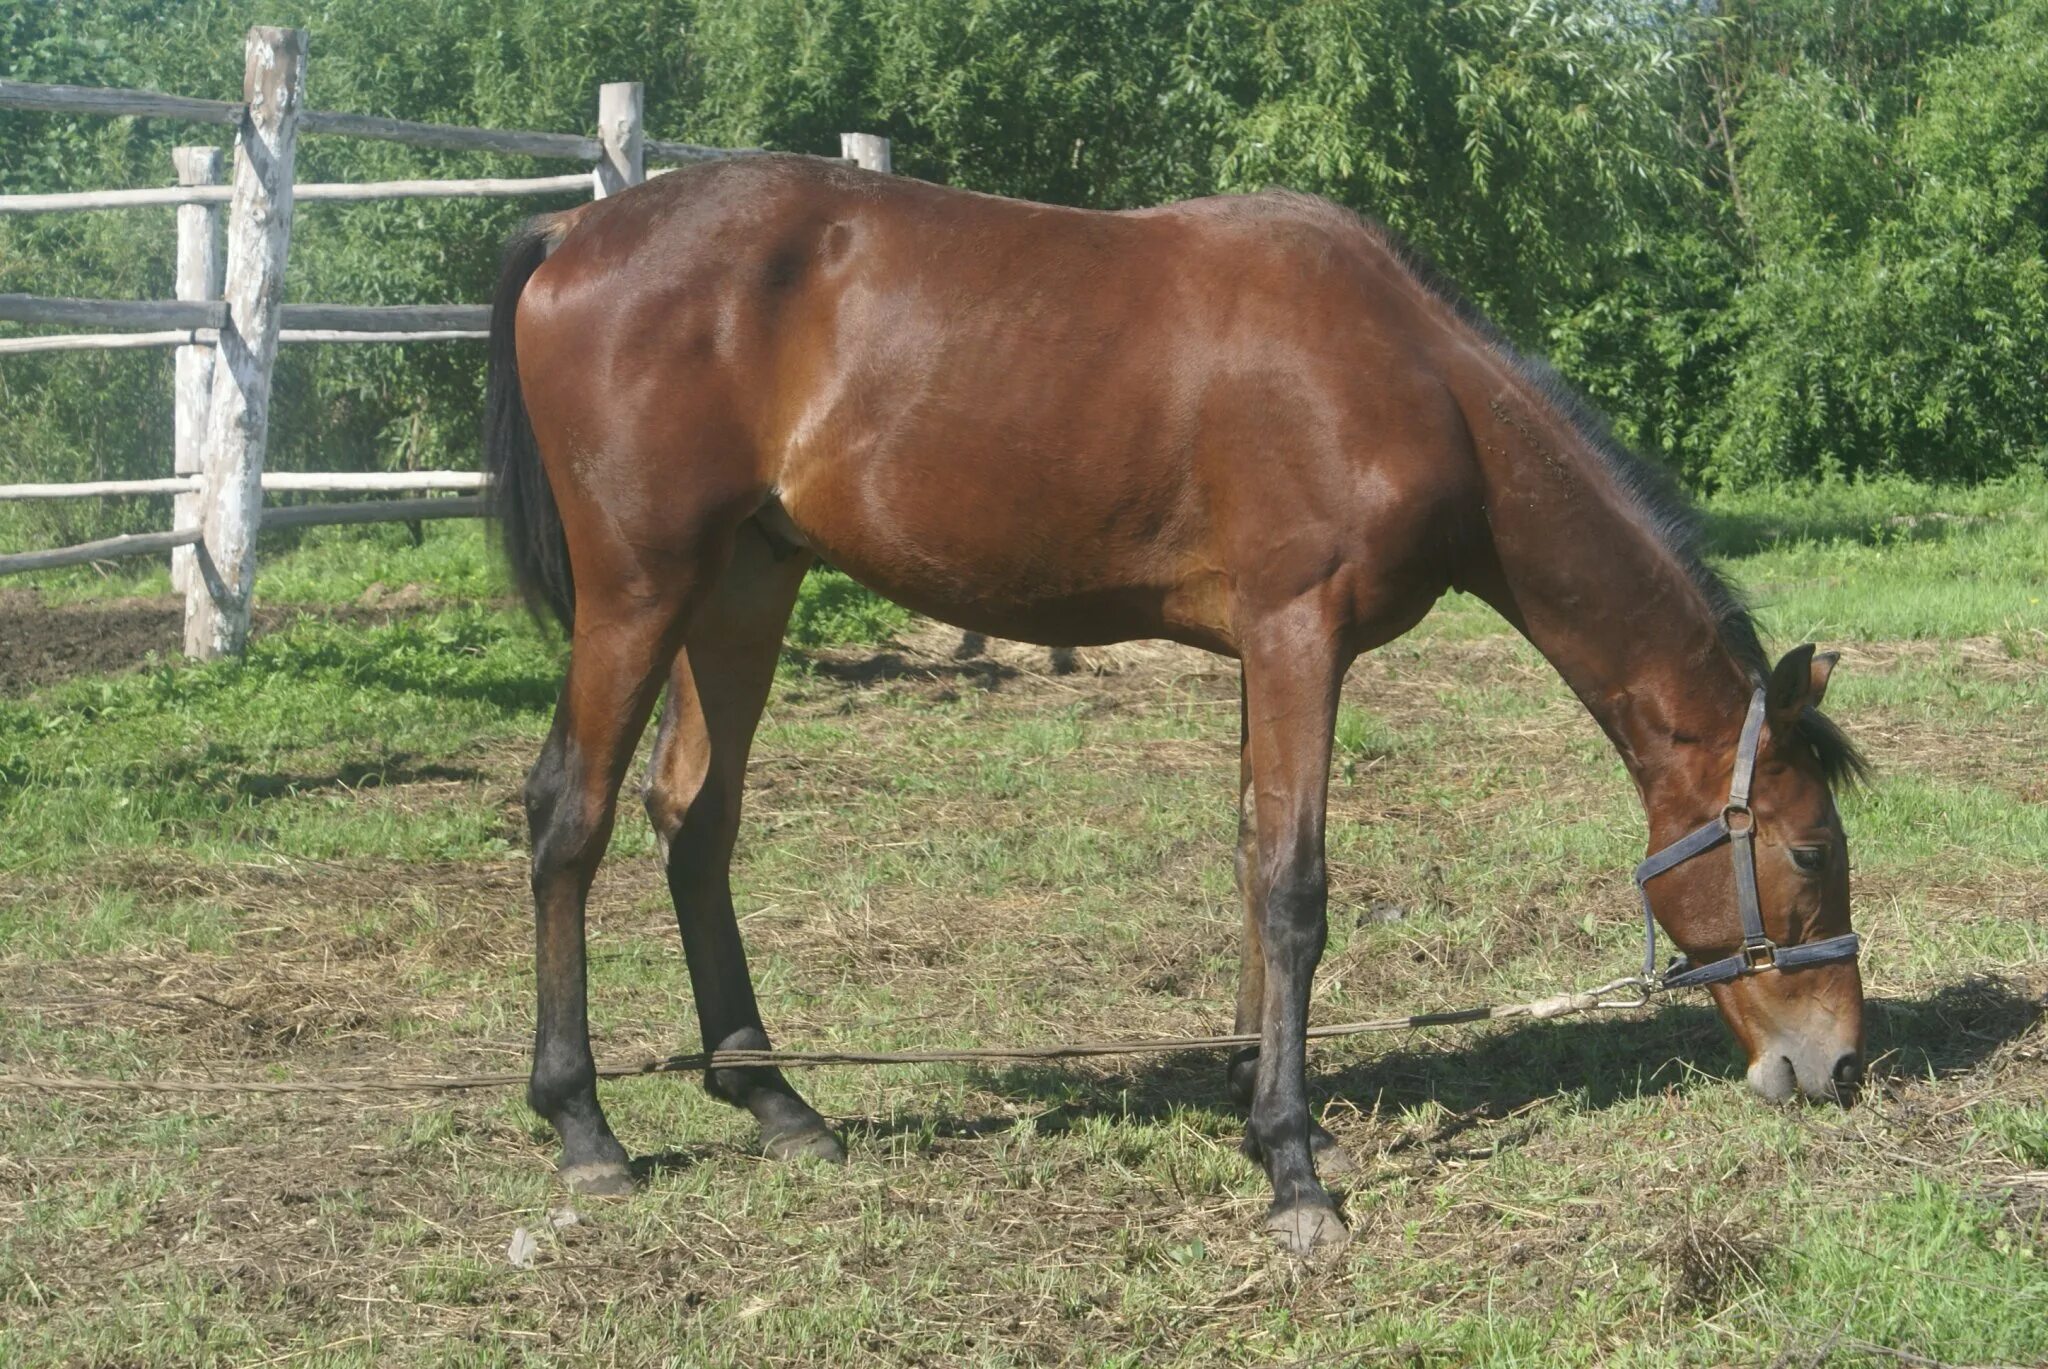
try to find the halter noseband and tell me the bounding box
[1633,687,1861,990]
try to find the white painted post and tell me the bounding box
[185,26,306,660]
[594,82,644,198]
[170,145,223,597]
[840,133,892,174]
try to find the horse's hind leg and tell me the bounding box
[644,524,843,1163]
[525,570,704,1195]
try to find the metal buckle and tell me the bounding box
[1742,941,1777,971]
[1723,803,1755,835]
[1601,978,1656,1009]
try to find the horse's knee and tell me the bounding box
[1259,848,1328,965]
[525,742,609,881]
[523,731,567,834]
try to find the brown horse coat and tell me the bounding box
[487,155,1864,1255]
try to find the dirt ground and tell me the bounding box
[2,599,2044,1365]
[0,589,191,693]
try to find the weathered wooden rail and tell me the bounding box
[0,28,891,658]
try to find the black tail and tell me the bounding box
[484,219,574,630]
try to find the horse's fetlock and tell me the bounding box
[1226,1046,1260,1108]
[703,1026,772,1105]
[527,1047,596,1121]
[1246,1108,1307,1167]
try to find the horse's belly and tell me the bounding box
[772,468,1230,652]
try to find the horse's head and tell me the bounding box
[1642,645,1868,1103]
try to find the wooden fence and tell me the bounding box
[0,26,891,658]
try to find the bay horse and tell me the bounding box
[483,155,1867,1255]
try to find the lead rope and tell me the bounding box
[0,975,1656,1098]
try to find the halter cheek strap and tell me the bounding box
[1633,688,1861,990]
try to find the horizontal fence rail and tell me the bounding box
[0,471,488,500]
[282,304,489,331]
[0,477,202,499]
[0,295,224,330]
[0,496,484,574]
[275,329,483,344]
[0,80,604,158]
[0,173,596,213]
[0,527,202,576]
[0,78,245,126]
[0,330,488,355]
[1,28,892,656]
[646,137,761,162]
[0,298,489,333]
[0,329,212,355]
[258,471,487,492]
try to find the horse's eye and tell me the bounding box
[1790,845,1829,874]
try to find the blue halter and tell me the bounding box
[1633,688,1861,990]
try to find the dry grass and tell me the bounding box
[2,607,2045,1366]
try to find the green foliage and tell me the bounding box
[0,603,560,869]
[787,565,911,647]
[1974,1102,2048,1167]
[3,0,2044,546]
[1709,0,2048,483]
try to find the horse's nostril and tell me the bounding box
[1832,1053,1864,1092]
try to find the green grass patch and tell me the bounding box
[1,479,2044,1365]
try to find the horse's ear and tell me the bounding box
[1768,644,1837,721]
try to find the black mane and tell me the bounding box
[1328,202,1869,788]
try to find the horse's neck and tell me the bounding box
[1458,385,1753,814]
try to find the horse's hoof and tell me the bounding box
[763,1124,846,1165]
[1310,1126,1358,1177]
[558,1160,637,1196]
[1263,1201,1350,1258]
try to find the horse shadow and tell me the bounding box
[1699,503,1984,556]
[232,758,485,799]
[788,649,1018,692]
[840,976,2041,1149]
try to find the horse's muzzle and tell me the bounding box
[1748,1040,1864,1104]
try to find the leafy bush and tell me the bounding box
[1709,2,2048,483]
[3,0,2043,553]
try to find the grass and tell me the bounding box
[0,477,2043,1366]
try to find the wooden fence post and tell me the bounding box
[594,82,643,198]
[840,133,892,174]
[170,145,223,598]
[185,26,305,659]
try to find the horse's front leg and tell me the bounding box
[1227,672,1356,1176]
[1239,607,1353,1255]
